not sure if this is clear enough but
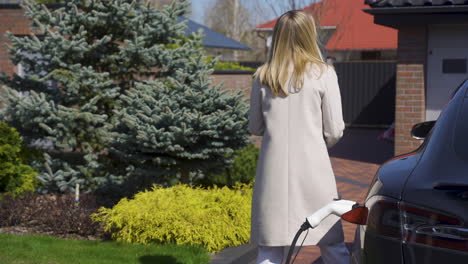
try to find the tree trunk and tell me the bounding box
[180,167,190,184]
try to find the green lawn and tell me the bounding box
[0,233,210,264]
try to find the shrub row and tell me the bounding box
[205,55,256,72]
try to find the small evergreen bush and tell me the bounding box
[92,184,252,253]
[198,144,259,187]
[0,121,38,196]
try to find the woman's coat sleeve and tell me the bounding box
[248,77,265,136]
[321,67,345,148]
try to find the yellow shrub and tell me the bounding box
[92,183,252,253]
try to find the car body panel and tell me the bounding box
[400,81,468,263]
[351,80,468,264]
[367,153,422,201]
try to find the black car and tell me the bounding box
[349,80,468,264]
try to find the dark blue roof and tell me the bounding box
[180,17,250,50]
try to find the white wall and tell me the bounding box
[426,24,468,121]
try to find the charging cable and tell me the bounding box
[284,199,357,264]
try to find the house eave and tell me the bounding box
[364,6,468,28]
[363,5,468,15]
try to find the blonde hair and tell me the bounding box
[255,10,326,96]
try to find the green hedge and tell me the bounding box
[92,183,252,253]
[214,61,255,71]
[205,56,256,72]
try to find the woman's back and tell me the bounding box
[249,10,350,264]
[249,63,346,246]
[250,64,344,149]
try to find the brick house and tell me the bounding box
[0,2,33,76]
[364,0,468,155]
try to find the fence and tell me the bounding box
[334,61,396,127]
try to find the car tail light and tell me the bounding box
[366,200,402,238]
[400,203,468,251]
[341,205,368,225]
[365,198,467,251]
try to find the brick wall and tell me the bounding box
[0,7,31,76]
[395,25,427,155]
[210,72,253,99]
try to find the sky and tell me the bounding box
[190,0,214,23]
[190,0,276,26]
[190,0,319,27]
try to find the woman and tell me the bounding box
[249,10,350,264]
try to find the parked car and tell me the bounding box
[347,79,468,264]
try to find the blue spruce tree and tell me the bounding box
[0,0,249,192]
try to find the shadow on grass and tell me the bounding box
[139,255,183,264]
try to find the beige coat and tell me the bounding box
[249,64,345,246]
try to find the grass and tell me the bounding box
[0,233,210,264]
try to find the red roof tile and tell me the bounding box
[256,0,397,51]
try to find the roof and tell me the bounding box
[366,0,468,7]
[256,0,397,51]
[181,18,250,50]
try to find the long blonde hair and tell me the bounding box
[255,10,326,96]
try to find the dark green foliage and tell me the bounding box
[0,121,38,196]
[0,0,249,192]
[0,193,104,238]
[197,144,259,187]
